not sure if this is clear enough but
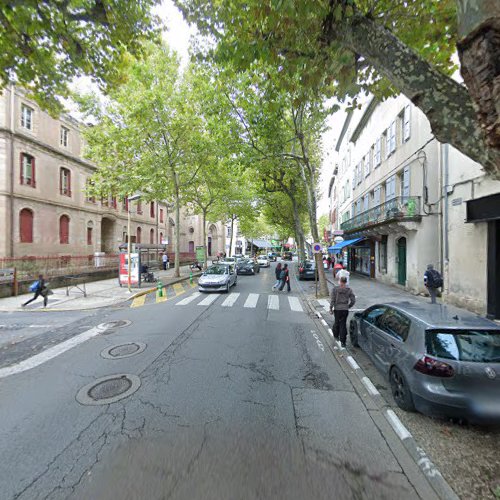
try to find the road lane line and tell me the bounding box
[288,296,303,312]
[0,324,108,379]
[321,319,328,326]
[176,292,201,305]
[131,295,146,308]
[362,376,381,396]
[198,294,219,306]
[268,295,279,310]
[327,328,334,337]
[173,283,186,295]
[221,293,240,307]
[346,356,360,370]
[244,293,259,308]
[386,409,412,441]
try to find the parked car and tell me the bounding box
[220,257,237,266]
[298,260,317,280]
[236,259,256,275]
[198,264,237,293]
[282,251,293,261]
[267,252,278,261]
[257,255,270,267]
[350,302,500,424]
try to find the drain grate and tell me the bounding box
[76,374,141,406]
[101,342,146,360]
[98,319,132,331]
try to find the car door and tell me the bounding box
[372,307,411,375]
[359,306,388,356]
[229,266,236,286]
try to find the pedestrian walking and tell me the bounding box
[272,262,282,291]
[22,274,49,308]
[278,263,291,292]
[337,267,350,286]
[329,277,356,348]
[162,252,169,270]
[424,264,443,304]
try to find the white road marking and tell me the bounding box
[176,292,201,305]
[321,319,328,326]
[198,294,219,306]
[0,324,108,379]
[268,295,279,310]
[288,296,303,312]
[347,356,360,370]
[361,376,380,396]
[315,311,322,319]
[386,409,412,441]
[318,299,330,310]
[221,293,240,307]
[327,328,334,337]
[244,293,259,308]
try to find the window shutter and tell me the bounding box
[363,196,369,212]
[402,166,410,198]
[390,121,396,152]
[20,209,34,243]
[59,215,69,244]
[386,175,396,200]
[385,130,390,158]
[374,186,381,206]
[403,105,411,141]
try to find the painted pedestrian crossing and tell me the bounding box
[131,283,305,313]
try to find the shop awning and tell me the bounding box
[251,239,273,249]
[328,237,364,251]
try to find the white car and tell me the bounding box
[198,264,237,293]
[257,255,270,267]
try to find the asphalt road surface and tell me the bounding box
[0,263,438,500]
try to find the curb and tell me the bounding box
[129,272,203,300]
[306,295,459,500]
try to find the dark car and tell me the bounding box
[267,252,278,261]
[236,259,256,275]
[298,260,317,280]
[282,251,293,261]
[350,302,500,424]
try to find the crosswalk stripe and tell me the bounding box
[288,296,303,312]
[244,293,259,308]
[173,283,186,295]
[131,295,146,308]
[268,295,279,310]
[176,292,201,305]
[221,293,240,307]
[198,294,219,306]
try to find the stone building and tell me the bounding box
[328,95,500,318]
[0,85,225,261]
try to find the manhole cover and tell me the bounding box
[98,319,132,331]
[76,374,141,406]
[100,342,146,359]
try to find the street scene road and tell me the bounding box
[0,262,442,500]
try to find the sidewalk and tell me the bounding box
[0,265,196,312]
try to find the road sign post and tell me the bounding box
[312,242,321,298]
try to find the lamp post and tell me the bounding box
[127,194,141,292]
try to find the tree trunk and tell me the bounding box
[334,13,500,177]
[229,216,235,256]
[173,174,181,278]
[202,209,208,269]
[290,194,306,261]
[456,0,500,151]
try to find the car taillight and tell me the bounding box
[414,356,454,378]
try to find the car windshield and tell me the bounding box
[304,262,314,269]
[204,266,227,275]
[425,329,500,363]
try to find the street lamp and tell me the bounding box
[127,194,141,292]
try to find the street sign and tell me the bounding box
[312,242,322,254]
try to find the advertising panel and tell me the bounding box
[196,246,206,264]
[119,252,140,286]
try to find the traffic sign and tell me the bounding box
[312,242,322,254]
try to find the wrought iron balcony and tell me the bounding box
[340,196,421,233]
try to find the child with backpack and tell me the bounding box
[22,274,49,308]
[424,264,443,304]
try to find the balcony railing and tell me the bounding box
[341,196,421,233]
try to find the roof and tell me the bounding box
[350,97,379,144]
[251,239,273,248]
[383,302,500,330]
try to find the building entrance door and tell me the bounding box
[397,237,407,285]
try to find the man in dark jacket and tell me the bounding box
[22,274,48,308]
[278,263,291,292]
[329,277,356,348]
[424,264,442,304]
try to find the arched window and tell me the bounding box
[59,215,70,244]
[59,167,71,196]
[19,208,33,243]
[159,232,164,244]
[136,226,142,243]
[150,228,154,244]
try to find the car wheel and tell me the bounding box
[390,366,415,412]
[225,282,230,293]
[349,321,360,347]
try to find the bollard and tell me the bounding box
[157,281,163,297]
[189,271,193,284]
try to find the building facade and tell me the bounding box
[330,95,500,318]
[0,86,225,260]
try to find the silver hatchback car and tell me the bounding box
[350,302,500,424]
[198,264,237,293]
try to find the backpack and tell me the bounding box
[29,280,40,292]
[427,269,443,288]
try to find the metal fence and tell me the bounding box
[341,196,421,233]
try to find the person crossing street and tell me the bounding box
[278,263,291,293]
